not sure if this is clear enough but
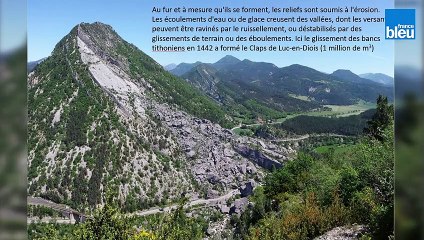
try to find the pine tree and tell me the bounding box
[364,95,394,141]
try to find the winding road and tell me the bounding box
[131,189,239,217]
[28,189,241,224]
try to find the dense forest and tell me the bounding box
[246,109,375,140]
[279,109,376,136]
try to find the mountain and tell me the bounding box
[182,60,323,120]
[181,63,222,101]
[212,55,241,70]
[163,63,176,71]
[178,59,394,115]
[220,59,279,83]
[233,62,392,105]
[359,73,394,86]
[169,61,202,76]
[28,22,279,212]
[168,55,241,76]
[331,69,367,83]
[27,57,46,73]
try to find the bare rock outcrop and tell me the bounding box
[314,225,367,240]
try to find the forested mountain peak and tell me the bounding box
[213,55,241,69]
[331,69,364,82]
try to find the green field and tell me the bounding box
[232,101,375,134]
[305,101,375,118]
[288,94,312,102]
[314,144,356,154]
[323,100,375,116]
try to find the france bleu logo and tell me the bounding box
[385,9,415,40]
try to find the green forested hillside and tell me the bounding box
[176,57,394,112]
[230,97,394,240]
[28,27,123,208]
[181,62,321,124]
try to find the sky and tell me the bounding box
[1,0,26,52]
[28,0,397,76]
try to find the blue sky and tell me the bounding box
[1,0,26,52]
[28,0,395,76]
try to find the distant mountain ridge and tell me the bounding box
[172,56,393,116]
[27,57,46,73]
[169,61,202,76]
[163,63,177,71]
[213,55,241,70]
[359,73,394,86]
[331,69,366,83]
[181,63,222,101]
